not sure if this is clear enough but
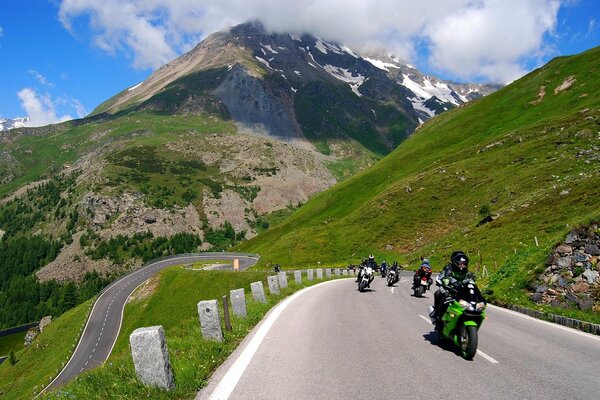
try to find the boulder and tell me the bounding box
[535,285,549,293]
[555,257,572,269]
[582,269,599,284]
[550,300,569,309]
[530,293,544,303]
[557,276,569,287]
[577,297,595,311]
[584,243,600,256]
[571,281,590,293]
[39,316,52,332]
[544,253,556,266]
[24,328,39,346]
[565,231,579,244]
[573,252,589,263]
[555,245,573,255]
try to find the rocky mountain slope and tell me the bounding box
[94,21,500,155]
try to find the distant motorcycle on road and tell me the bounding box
[358,266,374,292]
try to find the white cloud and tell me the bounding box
[28,70,55,88]
[58,0,564,82]
[18,88,74,127]
[587,18,596,37]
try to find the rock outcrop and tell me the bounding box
[530,225,600,312]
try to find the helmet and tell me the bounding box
[368,254,375,261]
[421,258,430,266]
[451,251,469,271]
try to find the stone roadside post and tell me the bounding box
[325,268,331,278]
[230,288,247,318]
[129,326,174,390]
[197,300,223,342]
[307,269,314,281]
[278,271,288,288]
[294,270,302,284]
[251,281,266,303]
[317,268,323,280]
[342,269,348,276]
[268,275,280,295]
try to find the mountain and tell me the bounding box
[93,21,500,155]
[238,45,600,314]
[0,117,29,132]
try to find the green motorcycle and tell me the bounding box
[430,278,492,360]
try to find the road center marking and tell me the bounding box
[477,350,499,364]
[391,287,395,294]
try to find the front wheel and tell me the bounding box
[414,285,424,297]
[359,280,367,292]
[459,325,478,360]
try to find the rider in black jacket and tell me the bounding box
[430,251,472,328]
[356,254,377,287]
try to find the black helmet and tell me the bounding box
[451,251,469,271]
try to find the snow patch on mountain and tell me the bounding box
[323,65,365,96]
[363,57,401,72]
[261,43,278,54]
[0,117,29,131]
[128,82,143,91]
[255,56,282,72]
[401,74,460,106]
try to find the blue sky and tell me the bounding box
[0,0,598,125]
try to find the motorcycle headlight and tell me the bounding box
[459,300,475,311]
[475,302,486,312]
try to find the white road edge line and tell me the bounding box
[418,315,499,364]
[489,305,600,342]
[391,287,395,294]
[207,279,345,400]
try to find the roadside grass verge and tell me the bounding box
[43,267,346,399]
[0,331,25,358]
[0,299,93,400]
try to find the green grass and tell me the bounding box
[0,299,93,400]
[43,267,346,399]
[237,46,600,320]
[0,331,25,357]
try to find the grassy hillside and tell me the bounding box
[0,299,93,399]
[238,47,600,309]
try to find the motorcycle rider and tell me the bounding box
[430,251,472,327]
[388,261,400,284]
[356,254,377,287]
[380,260,387,277]
[412,258,433,290]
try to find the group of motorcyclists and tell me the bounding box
[354,250,475,332]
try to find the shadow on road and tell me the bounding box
[423,331,473,360]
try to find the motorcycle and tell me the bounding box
[387,268,398,286]
[358,266,373,292]
[429,278,492,360]
[412,268,432,297]
[380,263,387,278]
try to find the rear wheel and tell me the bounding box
[459,325,478,360]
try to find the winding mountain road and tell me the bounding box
[198,273,600,400]
[46,252,259,391]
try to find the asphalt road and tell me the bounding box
[46,252,259,391]
[199,272,600,400]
